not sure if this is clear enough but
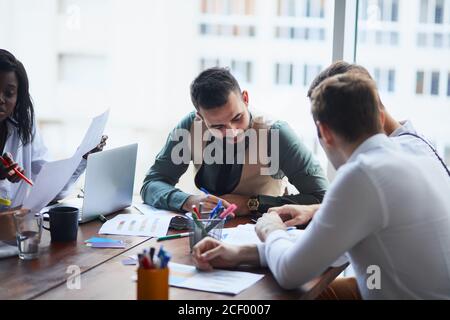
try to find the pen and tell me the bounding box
[219,204,237,219]
[200,187,210,195]
[191,205,201,219]
[157,232,190,242]
[198,202,204,217]
[210,200,222,219]
[0,157,33,186]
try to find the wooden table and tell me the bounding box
[0,209,348,300]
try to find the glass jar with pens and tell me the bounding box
[188,203,236,250]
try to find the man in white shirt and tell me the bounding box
[191,73,450,299]
[270,61,449,228]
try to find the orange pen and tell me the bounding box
[0,157,33,186]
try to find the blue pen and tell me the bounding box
[200,187,210,195]
[210,200,222,219]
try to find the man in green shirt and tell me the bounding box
[141,67,328,215]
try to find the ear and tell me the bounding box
[241,90,249,106]
[317,122,334,147]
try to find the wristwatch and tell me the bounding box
[247,196,260,212]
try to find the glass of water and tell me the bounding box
[13,210,42,260]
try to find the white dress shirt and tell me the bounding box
[391,120,449,174]
[257,134,450,299]
[0,120,86,208]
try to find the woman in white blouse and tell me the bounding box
[0,49,107,207]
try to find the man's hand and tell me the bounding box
[0,152,25,183]
[220,194,251,216]
[255,211,286,242]
[83,135,108,160]
[191,237,242,270]
[182,194,231,213]
[191,237,259,270]
[268,204,320,227]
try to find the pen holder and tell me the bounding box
[137,267,169,300]
[189,218,225,250]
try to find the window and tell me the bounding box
[275,63,293,85]
[201,0,256,15]
[433,33,444,47]
[417,32,427,46]
[358,1,400,47]
[373,68,396,93]
[419,0,428,23]
[416,71,425,94]
[435,0,444,23]
[431,71,440,95]
[447,72,450,96]
[200,58,253,84]
[418,0,447,24]
[303,64,321,87]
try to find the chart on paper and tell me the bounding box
[98,213,172,237]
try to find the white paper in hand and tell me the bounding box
[22,110,110,212]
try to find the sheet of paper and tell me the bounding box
[73,109,110,157]
[133,203,178,217]
[98,213,172,237]
[168,262,264,295]
[22,157,81,212]
[21,110,109,212]
[221,224,303,245]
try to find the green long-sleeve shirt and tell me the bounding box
[141,112,329,213]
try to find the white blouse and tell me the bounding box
[0,119,86,208]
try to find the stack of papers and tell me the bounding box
[85,237,125,249]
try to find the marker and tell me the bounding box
[191,205,201,219]
[219,204,237,219]
[0,157,33,186]
[157,232,190,242]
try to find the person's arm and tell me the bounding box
[140,114,194,212]
[257,122,329,213]
[192,237,260,270]
[262,164,384,289]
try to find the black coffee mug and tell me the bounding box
[43,206,79,242]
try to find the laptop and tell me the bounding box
[49,143,138,223]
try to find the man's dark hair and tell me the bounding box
[311,73,382,143]
[0,49,35,145]
[190,67,242,110]
[307,61,372,99]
